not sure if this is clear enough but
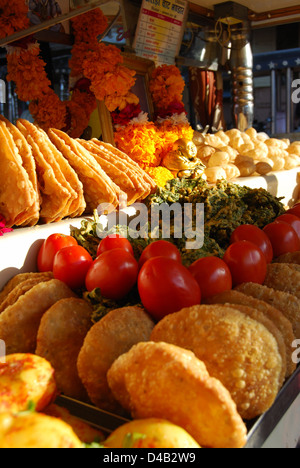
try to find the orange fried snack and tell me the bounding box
[0,116,40,226]
[107,341,247,448]
[78,139,139,205]
[0,274,53,314]
[0,353,57,414]
[273,251,300,264]
[0,120,37,227]
[0,272,53,308]
[0,412,83,448]
[18,120,86,219]
[205,289,296,377]
[0,279,76,354]
[150,305,284,420]
[77,306,155,413]
[236,282,300,339]
[48,129,120,214]
[264,263,300,299]
[17,119,73,223]
[36,298,93,401]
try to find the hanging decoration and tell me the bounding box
[2,1,195,187]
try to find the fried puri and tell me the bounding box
[36,298,93,401]
[0,412,82,448]
[219,304,286,386]
[0,274,54,314]
[107,341,247,448]
[77,306,155,413]
[0,272,53,307]
[0,279,76,354]
[205,289,296,377]
[264,263,300,299]
[0,353,57,414]
[273,251,300,264]
[235,282,300,340]
[150,305,284,420]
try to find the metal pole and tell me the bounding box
[271,69,277,135]
[286,67,292,134]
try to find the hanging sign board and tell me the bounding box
[133,0,188,66]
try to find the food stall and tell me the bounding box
[0,0,300,449]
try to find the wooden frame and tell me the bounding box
[97,52,156,145]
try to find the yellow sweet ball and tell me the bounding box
[103,418,201,448]
[0,412,83,448]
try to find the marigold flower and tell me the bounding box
[29,91,67,132]
[0,0,30,39]
[71,9,108,43]
[114,122,162,169]
[144,166,174,187]
[6,44,51,101]
[150,65,185,111]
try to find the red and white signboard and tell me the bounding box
[133,0,188,66]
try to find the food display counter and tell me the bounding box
[1,0,300,450]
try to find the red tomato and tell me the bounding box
[97,234,134,257]
[138,257,201,321]
[276,214,300,242]
[53,245,93,290]
[189,256,232,299]
[37,234,78,272]
[263,221,300,258]
[138,240,182,269]
[85,248,138,300]
[286,205,300,218]
[223,240,267,287]
[230,224,273,264]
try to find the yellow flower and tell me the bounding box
[144,166,174,187]
[29,91,67,131]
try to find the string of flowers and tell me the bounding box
[4,3,108,137]
[113,64,194,186]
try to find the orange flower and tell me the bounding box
[0,0,29,39]
[144,166,174,187]
[114,122,162,169]
[71,9,108,44]
[7,44,51,101]
[83,44,136,112]
[150,65,185,110]
[29,91,67,131]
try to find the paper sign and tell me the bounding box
[133,0,188,66]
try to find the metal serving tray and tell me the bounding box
[0,220,299,448]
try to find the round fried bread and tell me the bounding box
[219,303,286,386]
[36,298,93,401]
[107,341,247,448]
[77,306,155,413]
[236,282,300,340]
[205,289,296,377]
[150,305,283,420]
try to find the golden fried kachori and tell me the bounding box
[150,305,284,420]
[107,341,247,448]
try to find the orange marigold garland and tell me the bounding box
[4,4,109,136]
[0,0,29,39]
[83,44,137,112]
